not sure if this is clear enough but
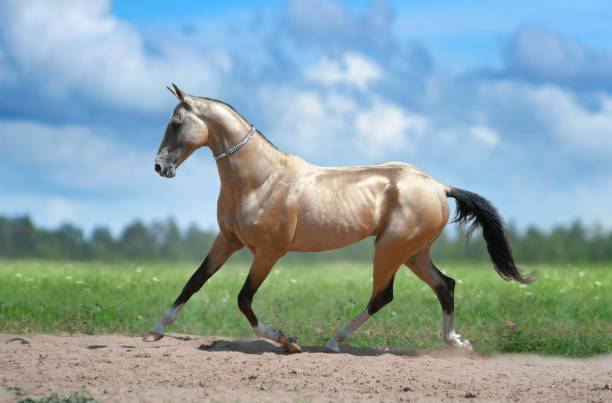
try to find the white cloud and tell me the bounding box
[469,125,500,147]
[355,100,427,157]
[0,0,231,111]
[506,26,612,87]
[305,53,382,90]
[529,86,612,156]
[0,119,154,192]
[257,85,355,157]
[475,80,612,157]
[258,85,426,160]
[286,0,394,51]
[0,119,220,232]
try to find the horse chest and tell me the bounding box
[219,189,296,248]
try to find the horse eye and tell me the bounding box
[171,121,181,131]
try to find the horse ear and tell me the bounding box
[171,83,186,101]
[166,85,177,97]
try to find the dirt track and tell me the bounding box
[1,333,610,402]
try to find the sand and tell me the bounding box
[1,333,610,402]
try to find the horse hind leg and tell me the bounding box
[325,243,404,352]
[405,251,471,349]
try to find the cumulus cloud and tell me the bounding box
[475,80,612,158]
[0,0,231,111]
[0,119,155,192]
[355,100,427,157]
[469,125,500,148]
[529,87,612,157]
[257,83,427,160]
[286,0,394,52]
[305,53,382,90]
[505,26,612,90]
[0,119,220,231]
[257,85,355,157]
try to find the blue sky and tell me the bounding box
[1,0,611,233]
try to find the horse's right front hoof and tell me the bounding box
[143,332,164,342]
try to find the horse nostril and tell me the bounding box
[154,163,161,173]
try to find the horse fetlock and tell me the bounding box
[444,330,472,350]
[254,323,286,344]
[143,305,184,342]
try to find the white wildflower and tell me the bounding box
[152,277,160,282]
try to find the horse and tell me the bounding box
[145,83,532,353]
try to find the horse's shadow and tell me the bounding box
[197,338,420,357]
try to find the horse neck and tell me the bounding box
[208,112,285,197]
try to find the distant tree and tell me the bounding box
[90,227,116,260]
[120,221,157,260]
[0,214,611,263]
[522,226,546,262]
[157,218,183,260]
[10,216,37,257]
[55,223,85,259]
[0,216,12,256]
[565,220,587,262]
[183,224,216,260]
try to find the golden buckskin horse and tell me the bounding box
[145,84,532,353]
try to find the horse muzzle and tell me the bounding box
[154,162,176,178]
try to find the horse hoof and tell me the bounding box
[461,340,474,353]
[143,332,164,342]
[284,341,302,354]
[324,340,340,353]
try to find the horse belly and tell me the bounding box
[288,189,383,252]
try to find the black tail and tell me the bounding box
[446,187,534,284]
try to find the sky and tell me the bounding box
[0,0,611,234]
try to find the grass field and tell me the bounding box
[0,259,610,357]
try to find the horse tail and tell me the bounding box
[446,187,534,284]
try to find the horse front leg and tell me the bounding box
[237,251,301,353]
[144,232,242,341]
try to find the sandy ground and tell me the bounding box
[1,334,610,402]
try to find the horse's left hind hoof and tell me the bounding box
[143,332,164,342]
[283,337,302,354]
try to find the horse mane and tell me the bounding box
[196,96,279,151]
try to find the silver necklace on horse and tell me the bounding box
[214,125,256,161]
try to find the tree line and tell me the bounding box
[0,215,610,263]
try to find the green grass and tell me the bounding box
[0,259,610,356]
